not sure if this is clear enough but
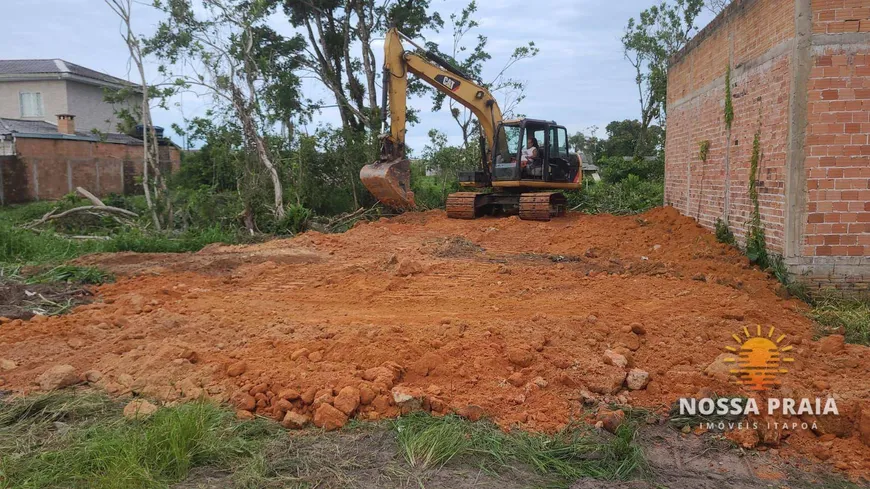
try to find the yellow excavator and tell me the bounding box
[360,28,581,221]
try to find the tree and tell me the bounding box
[421,129,467,201]
[280,0,443,132]
[706,0,730,15]
[622,0,703,157]
[172,114,243,192]
[602,119,664,158]
[104,0,171,230]
[148,0,306,223]
[568,126,604,164]
[428,1,538,147]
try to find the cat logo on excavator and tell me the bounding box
[435,74,461,91]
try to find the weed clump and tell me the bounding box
[394,412,646,482]
[0,397,267,489]
[810,295,870,346]
[714,218,735,246]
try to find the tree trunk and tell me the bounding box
[108,0,164,230]
[355,2,377,116]
[634,109,653,159]
[231,85,285,219]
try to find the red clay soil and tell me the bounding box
[0,207,868,478]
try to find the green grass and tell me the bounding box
[3,392,859,488]
[0,392,116,428]
[24,265,114,285]
[0,199,242,266]
[709,220,868,347]
[1,394,647,489]
[394,412,646,483]
[0,395,269,489]
[395,413,470,470]
[567,177,664,216]
[0,220,238,265]
[494,423,644,481]
[810,295,870,346]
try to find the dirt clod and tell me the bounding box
[508,372,525,387]
[359,385,376,405]
[82,370,102,383]
[457,404,486,421]
[226,361,247,377]
[587,364,627,395]
[123,399,158,420]
[603,350,628,368]
[507,348,535,368]
[334,386,361,415]
[313,403,348,431]
[626,368,650,390]
[728,427,760,449]
[596,408,624,434]
[281,410,310,429]
[391,386,423,412]
[36,365,79,391]
[232,392,256,411]
[291,348,310,361]
[308,351,324,362]
[704,353,732,381]
[278,388,301,400]
[395,259,423,277]
[819,334,845,354]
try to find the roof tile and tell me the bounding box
[0,59,133,87]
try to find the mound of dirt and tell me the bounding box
[0,207,867,478]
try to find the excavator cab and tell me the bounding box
[490,119,580,184]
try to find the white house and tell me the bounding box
[0,59,141,134]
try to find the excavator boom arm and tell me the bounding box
[360,28,503,209]
[383,28,503,157]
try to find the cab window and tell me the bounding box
[529,129,545,154]
[495,125,521,163]
[550,127,569,159]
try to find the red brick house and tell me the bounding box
[665,0,870,294]
[0,115,180,205]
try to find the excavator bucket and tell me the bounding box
[360,158,416,209]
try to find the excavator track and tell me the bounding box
[446,192,482,219]
[518,192,567,221]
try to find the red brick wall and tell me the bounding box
[667,0,870,295]
[813,0,870,34]
[726,57,792,252]
[804,49,870,258]
[0,137,180,203]
[665,0,794,251]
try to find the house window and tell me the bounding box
[19,92,44,118]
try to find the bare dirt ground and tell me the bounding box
[0,207,868,483]
[0,279,93,320]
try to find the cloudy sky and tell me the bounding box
[4,0,713,154]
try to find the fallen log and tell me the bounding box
[76,186,106,207]
[25,205,138,228]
